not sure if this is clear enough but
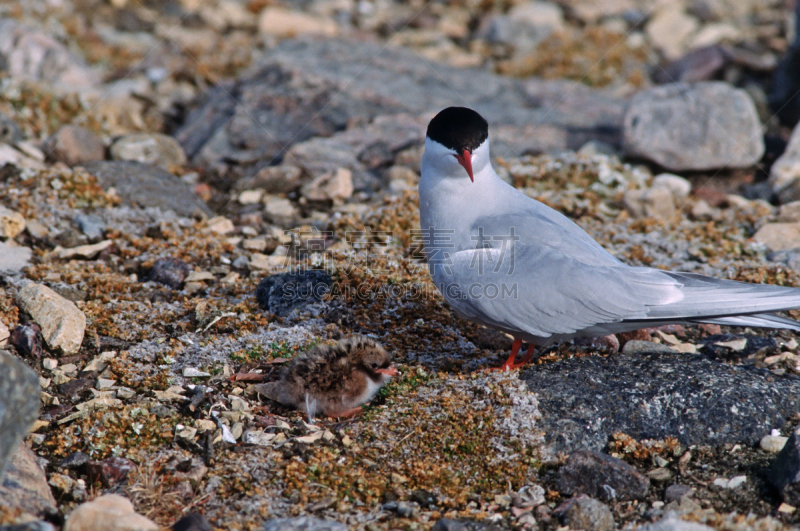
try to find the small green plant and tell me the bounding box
[206,362,225,376]
[300,339,320,352]
[230,345,266,365]
[268,341,294,359]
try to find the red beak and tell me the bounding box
[376,366,400,377]
[454,149,473,182]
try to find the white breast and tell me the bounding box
[345,376,384,409]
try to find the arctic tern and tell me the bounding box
[419,106,800,371]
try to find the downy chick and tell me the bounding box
[254,336,399,420]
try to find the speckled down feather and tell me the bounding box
[254,336,396,419]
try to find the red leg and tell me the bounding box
[492,338,522,371]
[516,343,536,366]
[492,339,536,371]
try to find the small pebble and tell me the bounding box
[148,257,190,289]
[664,483,693,502]
[760,434,789,453]
[396,502,414,518]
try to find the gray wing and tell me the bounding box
[436,245,800,342]
[469,209,623,267]
[434,245,683,341]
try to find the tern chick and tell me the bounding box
[254,336,399,420]
[419,106,800,371]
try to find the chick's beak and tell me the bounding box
[376,366,400,377]
[454,149,473,182]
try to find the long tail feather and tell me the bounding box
[696,312,800,332]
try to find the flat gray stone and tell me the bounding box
[557,449,649,501]
[256,270,332,317]
[563,495,614,531]
[44,125,105,167]
[109,133,187,169]
[16,283,86,355]
[0,351,40,481]
[622,82,764,171]
[0,444,57,520]
[621,340,677,355]
[522,351,800,453]
[0,242,31,273]
[176,37,626,181]
[0,18,101,91]
[80,161,210,217]
[769,122,800,203]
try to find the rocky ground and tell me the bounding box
[3,0,800,530]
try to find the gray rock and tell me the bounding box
[45,125,105,166]
[63,494,158,531]
[761,434,789,453]
[557,449,649,501]
[0,351,40,480]
[621,340,678,355]
[652,173,692,200]
[767,424,800,504]
[0,112,22,144]
[256,270,332,317]
[645,9,699,60]
[263,196,299,221]
[282,113,425,192]
[16,283,86,355]
[654,46,729,84]
[0,242,31,273]
[0,18,101,91]
[637,511,715,531]
[246,165,304,194]
[0,444,57,520]
[476,2,561,54]
[753,223,800,252]
[301,168,353,203]
[176,38,626,180]
[395,502,415,518]
[80,161,211,217]
[623,188,676,220]
[769,122,800,203]
[562,495,614,531]
[664,484,694,503]
[521,351,800,453]
[283,137,361,184]
[147,257,191,289]
[74,213,106,241]
[109,133,187,169]
[261,517,346,531]
[622,82,764,171]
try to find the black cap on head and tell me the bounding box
[426,107,488,153]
